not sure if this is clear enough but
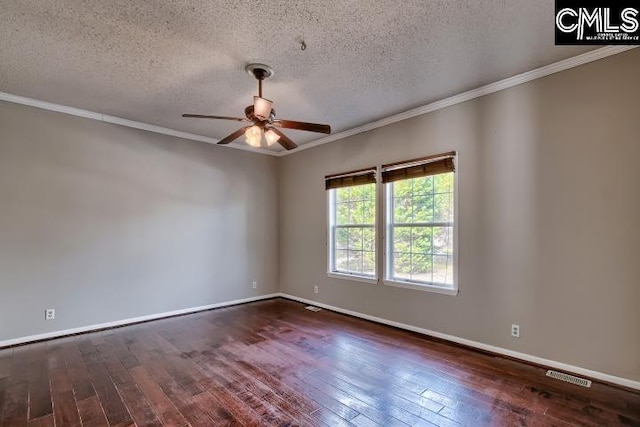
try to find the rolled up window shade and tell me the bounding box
[325,167,376,190]
[381,152,455,184]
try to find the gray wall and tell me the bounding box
[1,49,638,383]
[0,101,279,342]
[279,49,640,381]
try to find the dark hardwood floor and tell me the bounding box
[0,298,638,426]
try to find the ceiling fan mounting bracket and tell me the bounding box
[245,63,274,81]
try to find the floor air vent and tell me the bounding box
[305,306,322,312]
[546,370,591,387]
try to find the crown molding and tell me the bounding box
[279,45,638,157]
[0,92,279,157]
[0,46,635,158]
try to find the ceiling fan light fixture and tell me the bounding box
[182,63,329,151]
[264,129,280,146]
[253,96,273,120]
[244,125,262,147]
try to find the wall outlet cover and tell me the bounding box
[511,324,520,338]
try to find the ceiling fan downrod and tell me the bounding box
[245,63,273,99]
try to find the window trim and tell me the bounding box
[382,155,459,296]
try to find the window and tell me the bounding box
[326,168,377,280]
[383,153,457,293]
[325,152,457,295]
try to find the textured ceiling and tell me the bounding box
[0,0,594,152]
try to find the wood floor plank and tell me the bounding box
[63,343,96,401]
[27,414,55,427]
[27,361,52,420]
[8,347,30,386]
[0,351,12,380]
[0,298,638,427]
[1,381,28,427]
[51,390,81,427]
[77,396,109,427]
[144,361,217,426]
[308,406,356,427]
[198,388,264,427]
[115,381,163,427]
[191,390,239,426]
[128,366,189,426]
[84,363,131,426]
[0,377,7,423]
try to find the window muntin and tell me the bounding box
[386,171,455,288]
[329,183,376,278]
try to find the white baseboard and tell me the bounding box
[0,293,279,348]
[278,293,640,391]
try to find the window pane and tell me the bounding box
[335,228,349,250]
[413,176,433,195]
[413,196,434,223]
[393,226,411,253]
[412,227,432,254]
[336,187,349,203]
[432,226,453,255]
[336,202,350,225]
[330,183,376,278]
[349,201,364,224]
[363,251,375,276]
[411,253,432,282]
[362,184,375,200]
[387,169,455,287]
[393,179,412,196]
[349,185,364,201]
[348,228,363,251]
[393,197,412,223]
[347,250,363,273]
[393,252,411,280]
[363,228,375,251]
[432,255,451,284]
[434,193,452,222]
[434,173,453,193]
[362,199,375,224]
[335,249,348,271]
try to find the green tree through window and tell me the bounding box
[330,183,376,277]
[387,173,454,285]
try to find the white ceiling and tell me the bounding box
[0,0,594,153]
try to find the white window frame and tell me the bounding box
[327,185,378,284]
[382,158,459,296]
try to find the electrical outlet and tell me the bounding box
[252,281,257,289]
[511,324,520,338]
[45,308,55,320]
[314,285,319,294]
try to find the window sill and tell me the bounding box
[383,279,458,296]
[327,272,379,285]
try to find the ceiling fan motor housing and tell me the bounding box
[245,105,276,124]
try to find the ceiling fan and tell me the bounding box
[182,64,331,150]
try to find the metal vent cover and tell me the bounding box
[546,370,592,387]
